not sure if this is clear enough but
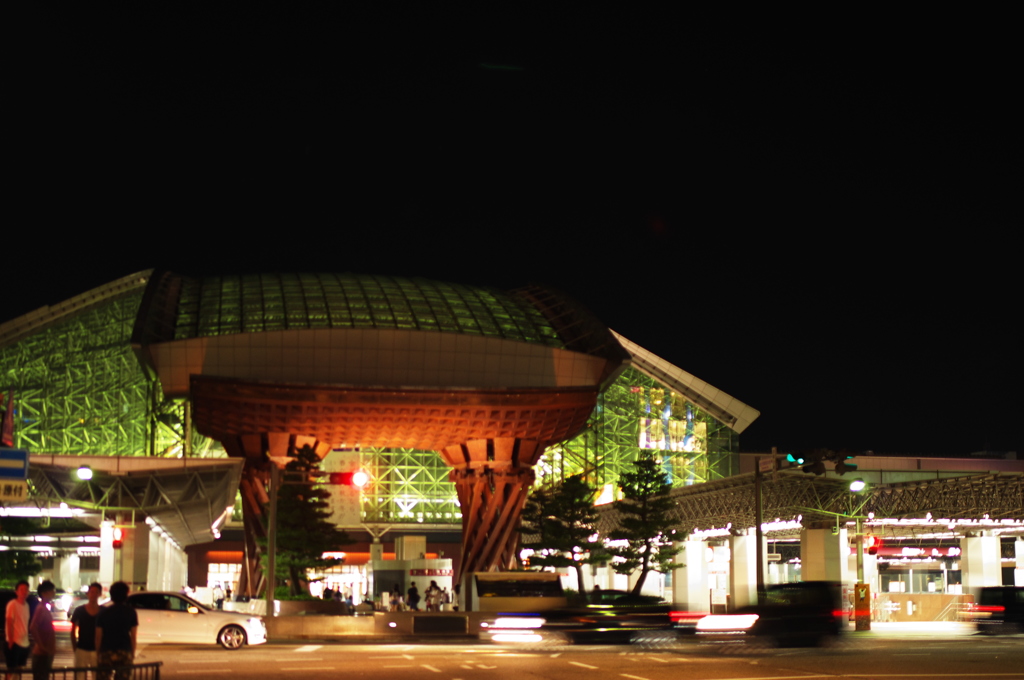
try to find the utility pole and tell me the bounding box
[266,464,279,620]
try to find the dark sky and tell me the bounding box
[10,8,1020,457]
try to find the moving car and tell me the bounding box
[693,581,843,647]
[968,586,1024,635]
[127,591,266,650]
[481,594,675,645]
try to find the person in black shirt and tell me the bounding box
[95,582,137,680]
[71,582,102,676]
[407,582,420,611]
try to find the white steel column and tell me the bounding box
[1015,538,1024,587]
[99,520,115,585]
[800,527,850,583]
[960,533,1000,588]
[729,528,761,609]
[672,540,710,610]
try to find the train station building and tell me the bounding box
[2,270,1020,618]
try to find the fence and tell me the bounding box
[39,662,162,680]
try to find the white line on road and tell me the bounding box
[173,671,233,674]
[646,656,668,663]
[621,675,651,680]
[178,659,231,663]
[569,661,599,669]
[403,654,415,659]
[382,665,415,668]
[295,645,322,652]
[370,656,411,659]
[421,664,441,673]
[280,667,336,671]
[550,653,561,658]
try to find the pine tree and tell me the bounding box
[267,444,353,597]
[519,475,602,597]
[607,452,681,596]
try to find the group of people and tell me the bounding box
[387,581,452,612]
[5,580,138,680]
[321,586,354,606]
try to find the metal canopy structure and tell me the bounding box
[597,468,1024,539]
[25,455,243,546]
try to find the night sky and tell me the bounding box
[10,9,1020,457]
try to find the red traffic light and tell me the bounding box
[328,470,370,488]
[865,535,881,555]
[112,527,124,549]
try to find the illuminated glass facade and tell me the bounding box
[0,283,218,459]
[170,273,563,346]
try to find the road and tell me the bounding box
[42,635,1024,679]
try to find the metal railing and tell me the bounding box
[33,661,162,680]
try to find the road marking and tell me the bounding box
[461,664,474,669]
[403,654,416,659]
[550,653,561,658]
[569,661,599,669]
[178,659,231,663]
[295,645,322,653]
[280,667,335,671]
[382,665,415,668]
[421,664,441,673]
[477,665,497,669]
[370,656,410,659]
[646,656,668,663]
[174,671,233,674]
[622,675,651,680]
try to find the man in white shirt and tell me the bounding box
[4,580,30,679]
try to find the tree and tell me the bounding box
[607,452,681,596]
[519,475,603,598]
[264,444,353,597]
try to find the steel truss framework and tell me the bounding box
[349,368,739,526]
[538,367,738,492]
[596,470,1024,539]
[0,287,222,461]
[26,458,243,546]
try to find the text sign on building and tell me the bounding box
[1,480,28,501]
[0,448,29,480]
[410,569,453,576]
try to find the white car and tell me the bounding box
[126,591,266,650]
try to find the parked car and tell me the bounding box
[692,581,843,648]
[126,591,265,650]
[968,586,1024,635]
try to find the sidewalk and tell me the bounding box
[843,621,976,638]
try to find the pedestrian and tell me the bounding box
[29,581,57,680]
[440,587,450,612]
[225,586,232,603]
[213,583,225,610]
[4,580,30,680]
[71,582,103,679]
[95,581,138,680]
[389,586,401,612]
[407,582,421,612]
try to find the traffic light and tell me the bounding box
[800,450,826,475]
[834,455,858,475]
[112,527,124,549]
[865,535,881,555]
[327,470,370,488]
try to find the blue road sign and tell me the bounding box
[0,448,29,480]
